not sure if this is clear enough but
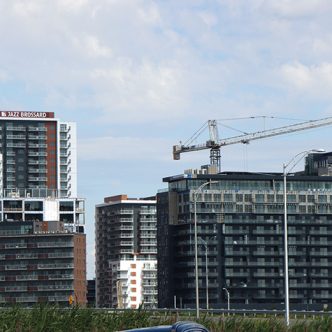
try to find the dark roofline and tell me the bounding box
[163,171,332,183]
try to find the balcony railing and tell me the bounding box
[38,263,74,269]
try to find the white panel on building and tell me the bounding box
[44,199,59,221]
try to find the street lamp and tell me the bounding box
[223,287,230,312]
[283,148,325,326]
[198,236,216,310]
[193,180,217,319]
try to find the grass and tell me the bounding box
[0,306,331,331]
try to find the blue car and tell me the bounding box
[121,321,209,332]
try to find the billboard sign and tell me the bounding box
[0,111,54,119]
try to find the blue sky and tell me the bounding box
[1,0,332,278]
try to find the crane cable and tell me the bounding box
[216,116,308,122]
[182,121,209,146]
[181,116,311,147]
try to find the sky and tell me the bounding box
[1,0,332,278]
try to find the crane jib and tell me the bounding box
[173,116,332,171]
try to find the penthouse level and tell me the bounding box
[0,189,84,233]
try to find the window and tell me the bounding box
[307,195,315,203]
[299,195,306,203]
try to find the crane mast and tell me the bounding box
[173,117,332,171]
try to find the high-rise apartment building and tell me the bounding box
[0,110,85,306]
[96,195,157,309]
[0,221,86,306]
[157,157,332,310]
[0,111,76,198]
[0,111,84,233]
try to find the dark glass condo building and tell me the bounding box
[157,155,332,310]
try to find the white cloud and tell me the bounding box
[78,136,172,161]
[198,11,218,28]
[312,37,332,57]
[84,35,112,58]
[279,62,332,98]
[0,69,8,82]
[0,0,332,124]
[261,0,332,17]
[137,2,161,25]
[90,61,188,123]
[57,0,89,12]
[11,0,42,17]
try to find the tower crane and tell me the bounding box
[173,117,332,172]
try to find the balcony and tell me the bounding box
[140,234,156,239]
[37,242,73,248]
[140,218,157,223]
[38,263,74,269]
[140,226,156,231]
[6,143,26,148]
[311,261,329,266]
[120,218,133,223]
[5,286,28,292]
[140,241,157,246]
[28,177,47,181]
[142,282,157,287]
[28,152,47,157]
[38,285,72,291]
[28,135,47,140]
[143,266,157,272]
[3,207,22,212]
[119,226,133,231]
[120,234,134,238]
[140,249,157,254]
[28,160,47,165]
[16,275,38,281]
[6,176,16,181]
[5,243,27,249]
[6,126,26,131]
[6,134,26,139]
[5,265,27,270]
[28,168,47,174]
[28,127,47,132]
[28,143,47,148]
[120,249,134,254]
[143,290,158,295]
[117,210,134,215]
[253,272,282,277]
[119,241,134,246]
[16,297,38,303]
[142,273,157,279]
[47,296,70,302]
[139,210,156,215]
[48,274,74,280]
[48,253,74,258]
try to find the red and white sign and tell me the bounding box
[0,111,54,119]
